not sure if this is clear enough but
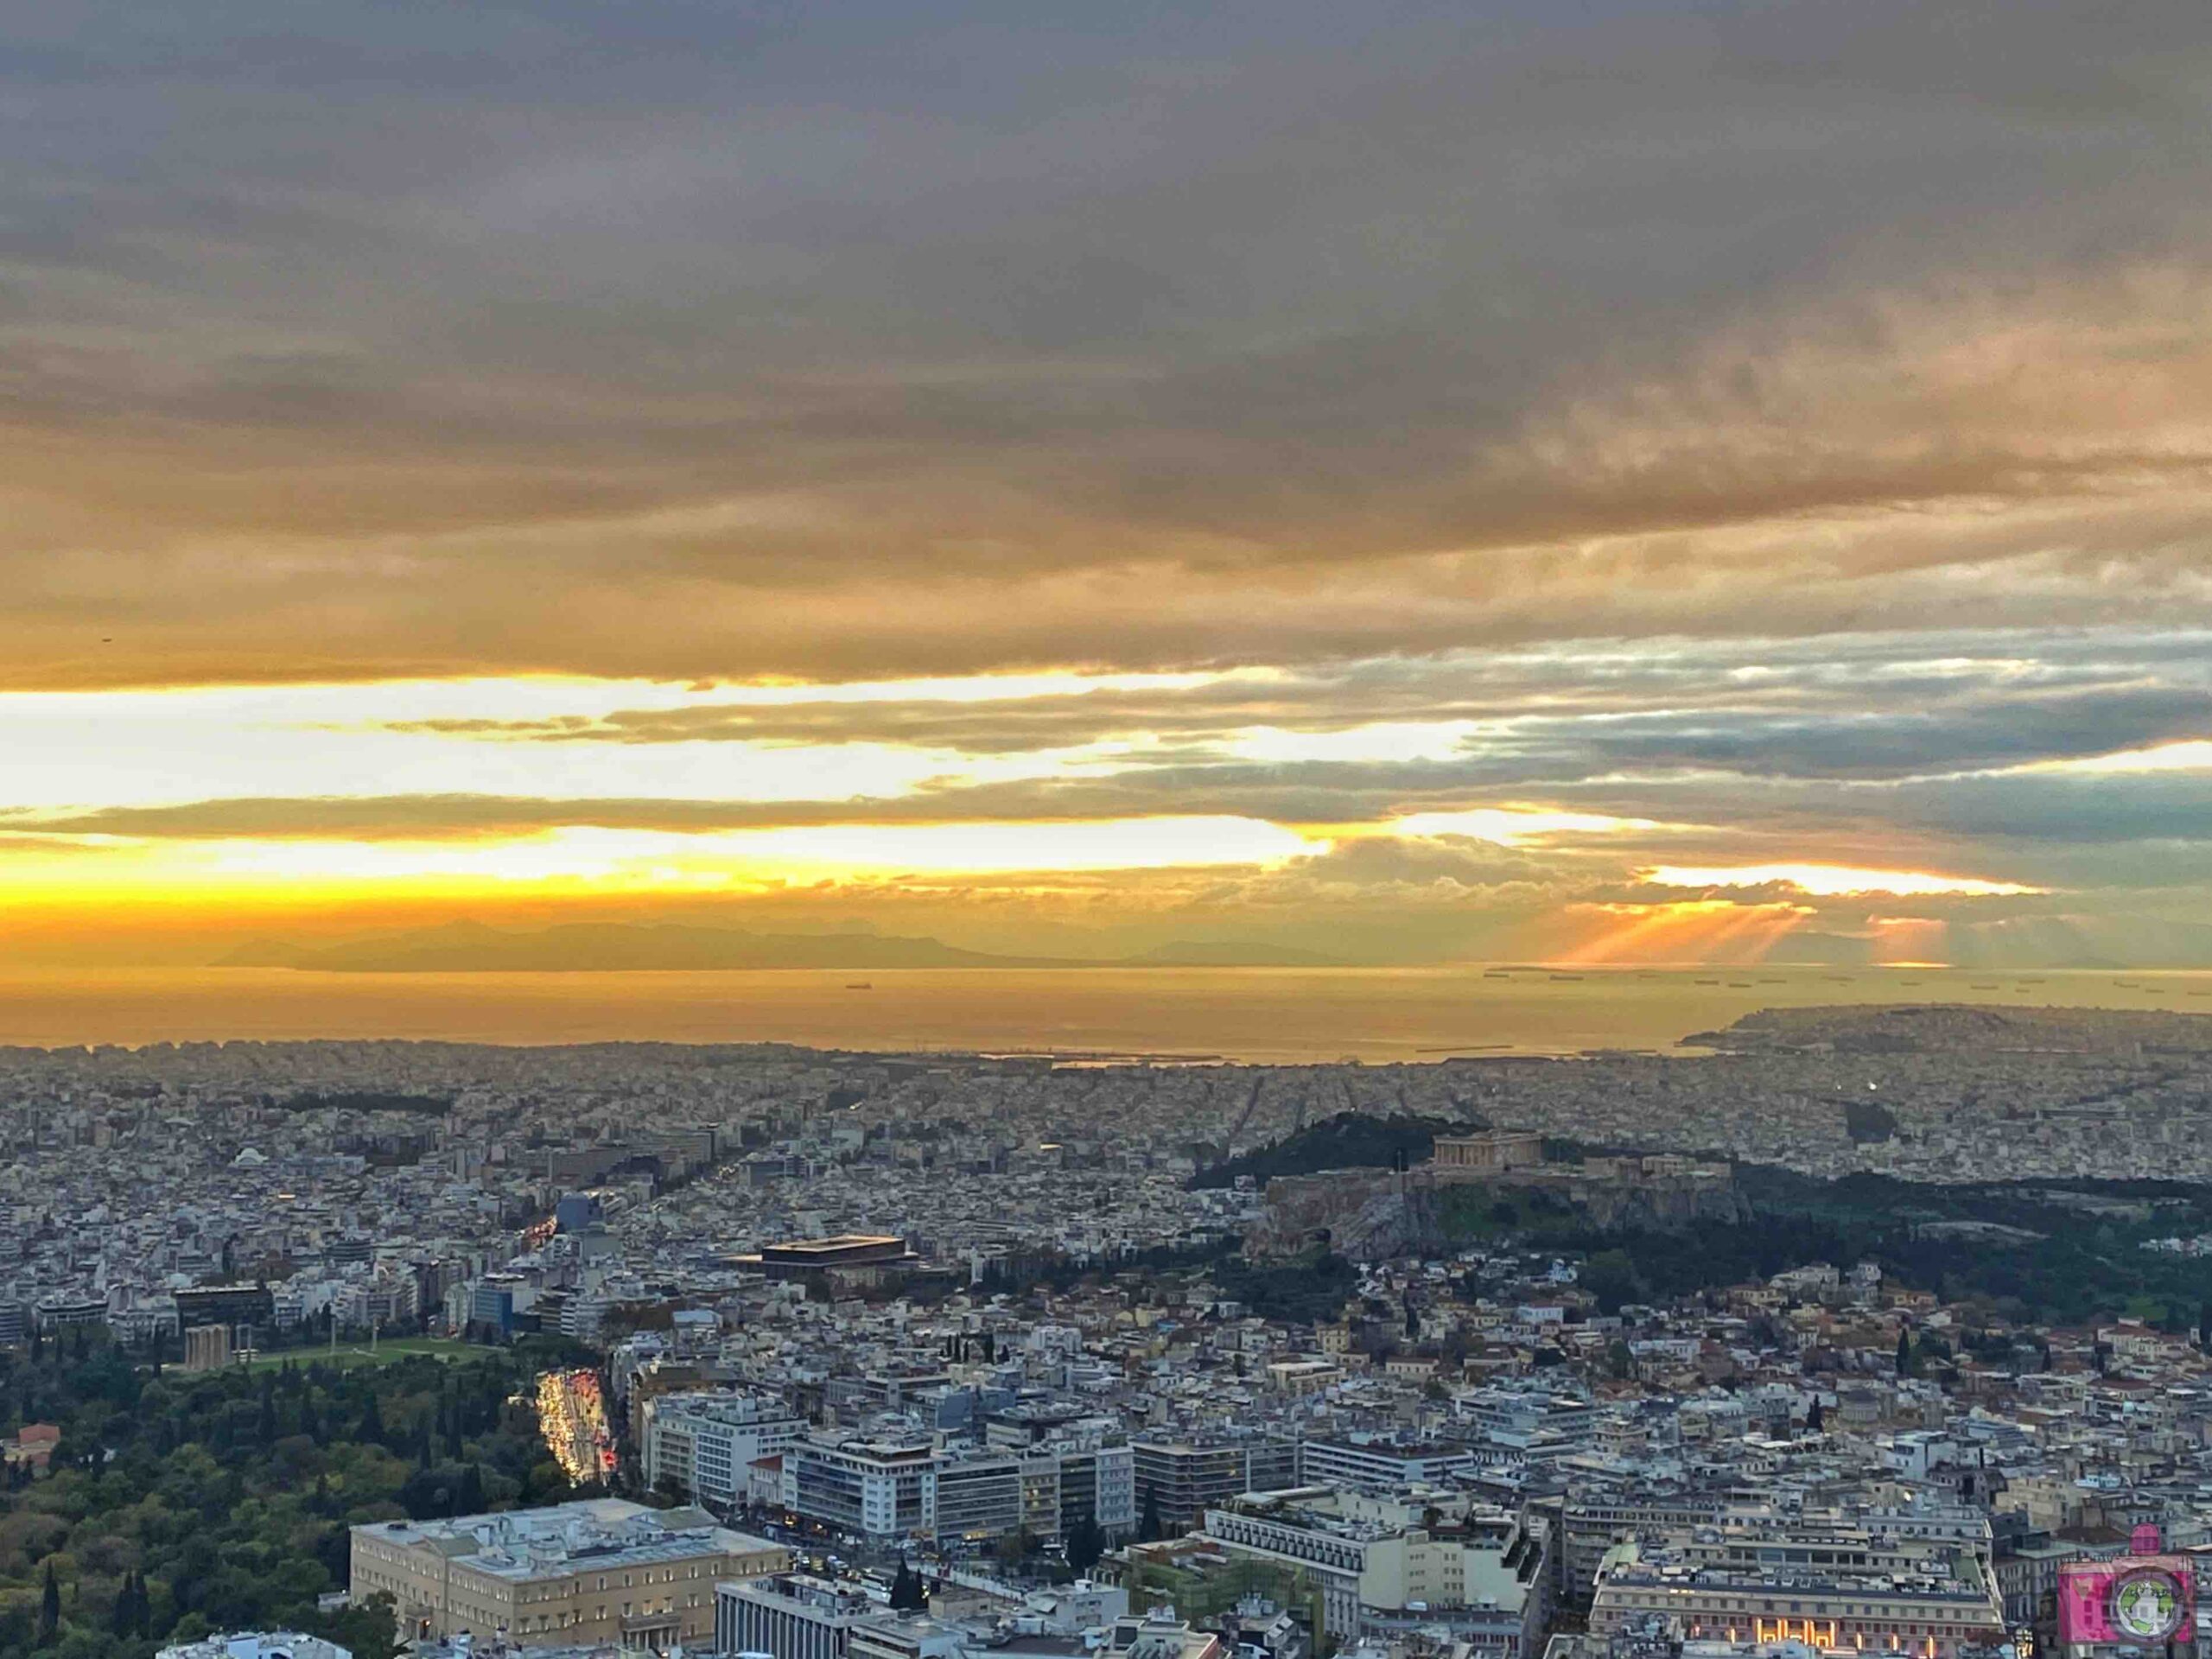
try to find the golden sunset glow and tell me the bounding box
[0,816,1320,899]
[0,655,2171,973]
[0,0,2207,982]
[1867,915,1948,964]
[1384,808,1663,846]
[1551,901,1816,966]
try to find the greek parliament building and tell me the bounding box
[348,1497,786,1650]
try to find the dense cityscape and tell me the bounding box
[5,1003,2212,1659]
[10,5,2212,1659]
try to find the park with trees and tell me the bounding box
[0,1333,593,1659]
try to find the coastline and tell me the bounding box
[0,963,2202,1062]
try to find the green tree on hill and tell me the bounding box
[1580,1249,1640,1316]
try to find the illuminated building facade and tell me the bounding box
[1589,1522,2007,1659]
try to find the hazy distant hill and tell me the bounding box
[216,920,1341,973]
[1688,1001,2212,1055]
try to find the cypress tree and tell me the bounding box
[111,1572,134,1637]
[1066,1514,1107,1574]
[1139,1488,1164,1543]
[38,1560,60,1643]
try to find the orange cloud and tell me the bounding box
[1639,863,2041,898]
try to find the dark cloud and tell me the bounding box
[358,631,2212,772]
[0,833,121,857]
[2,793,1065,842]
[1517,687,2212,782]
[0,2,2209,683]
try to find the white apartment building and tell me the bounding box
[1299,1435,1484,1491]
[780,1434,1135,1544]
[714,1573,874,1659]
[1198,1487,1549,1654]
[642,1390,806,1510]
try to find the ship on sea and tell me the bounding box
[846,982,873,990]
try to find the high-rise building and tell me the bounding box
[1133,1435,1300,1535]
[778,1434,1135,1544]
[714,1573,875,1659]
[642,1390,806,1510]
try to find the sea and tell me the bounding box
[0,964,2206,1062]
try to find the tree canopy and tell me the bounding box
[0,1334,594,1659]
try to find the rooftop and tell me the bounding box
[359,1497,778,1582]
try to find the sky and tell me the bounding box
[4,0,2212,969]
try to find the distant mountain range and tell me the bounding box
[219,920,1345,973]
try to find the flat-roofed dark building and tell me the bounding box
[733,1235,927,1288]
[35,1299,107,1332]
[760,1235,911,1270]
[175,1284,275,1332]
